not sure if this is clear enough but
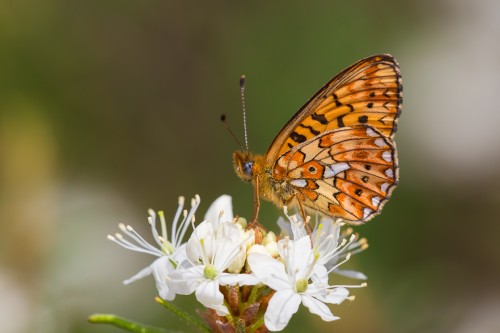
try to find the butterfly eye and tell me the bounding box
[243,161,254,177]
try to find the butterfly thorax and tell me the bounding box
[232,150,295,207]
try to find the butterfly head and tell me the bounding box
[232,150,256,182]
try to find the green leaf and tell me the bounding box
[155,297,211,333]
[88,313,182,333]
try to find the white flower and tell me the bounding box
[168,220,258,315]
[278,209,368,280]
[248,236,365,332]
[203,194,234,229]
[323,225,368,280]
[205,195,248,274]
[107,195,200,300]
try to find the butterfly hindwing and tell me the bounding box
[266,54,402,165]
[274,125,398,222]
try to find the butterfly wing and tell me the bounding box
[265,54,402,165]
[273,125,398,222]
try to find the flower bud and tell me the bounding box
[235,216,247,229]
[265,241,278,257]
[243,229,255,248]
[227,245,246,273]
[263,231,276,245]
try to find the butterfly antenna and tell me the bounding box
[220,114,245,150]
[240,75,249,151]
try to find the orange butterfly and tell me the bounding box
[233,54,402,224]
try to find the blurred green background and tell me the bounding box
[1,1,500,332]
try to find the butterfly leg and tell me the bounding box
[295,194,313,240]
[250,177,264,228]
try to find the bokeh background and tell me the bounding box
[1,1,500,332]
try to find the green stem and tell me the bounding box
[155,297,211,333]
[247,284,264,304]
[247,315,265,333]
[223,298,234,324]
[88,313,175,333]
[235,319,246,333]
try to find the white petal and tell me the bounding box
[278,236,313,278]
[289,214,307,240]
[247,253,289,291]
[276,216,293,238]
[265,289,301,331]
[324,257,339,271]
[317,287,349,304]
[123,265,153,285]
[213,223,242,271]
[151,256,176,300]
[314,219,342,268]
[171,243,187,263]
[213,304,230,316]
[333,268,368,280]
[216,220,241,240]
[195,280,227,315]
[204,195,234,228]
[301,295,339,322]
[310,264,329,285]
[318,217,341,243]
[219,273,261,286]
[186,221,215,264]
[168,265,203,295]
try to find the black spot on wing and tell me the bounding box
[358,115,368,124]
[337,115,346,128]
[299,124,320,136]
[312,112,328,125]
[333,93,342,107]
[290,131,307,143]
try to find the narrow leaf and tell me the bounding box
[155,297,211,333]
[88,313,180,333]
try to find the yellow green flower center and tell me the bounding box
[295,278,308,293]
[204,264,218,280]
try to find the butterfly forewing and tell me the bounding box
[274,125,398,222]
[266,54,402,165]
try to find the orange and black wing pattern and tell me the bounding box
[266,54,402,165]
[273,125,398,222]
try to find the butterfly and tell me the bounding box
[233,54,402,224]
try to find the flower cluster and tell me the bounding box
[109,195,368,332]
